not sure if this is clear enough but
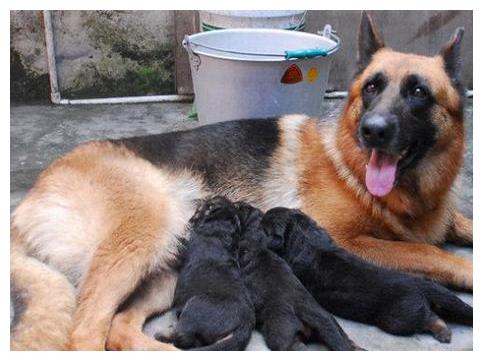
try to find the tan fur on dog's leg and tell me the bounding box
[10,244,76,350]
[69,215,170,350]
[446,212,473,246]
[69,255,150,350]
[107,272,179,351]
[340,236,472,289]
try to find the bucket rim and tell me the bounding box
[200,10,306,18]
[184,28,340,62]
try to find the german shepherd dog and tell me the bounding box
[159,196,255,350]
[236,202,359,351]
[10,12,472,350]
[260,207,473,343]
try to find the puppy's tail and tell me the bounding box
[191,323,253,351]
[10,233,76,350]
[422,281,472,325]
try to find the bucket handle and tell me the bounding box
[284,48,328,59]
[285,25,340,59]
[292,10,307,31]
[183,35,201,70]
[184,24,341,60]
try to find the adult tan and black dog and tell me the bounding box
[10,12,472,350]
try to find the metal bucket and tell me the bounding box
[183,26,340,124]
[199,10,306,31]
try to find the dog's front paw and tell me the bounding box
[68,336,105,351]
[451,260,473,290]
[447,213,473,247]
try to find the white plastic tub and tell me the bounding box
[199,10,306,31]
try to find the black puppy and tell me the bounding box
[261,208,473,343]
[159,196,255,350]
[235,202,359,351]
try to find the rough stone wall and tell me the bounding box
[11,10,175,102]
[10,11,50,101]
[53,10,175,99]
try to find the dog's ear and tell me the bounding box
[439,27,464,83]
[358,10,384,71]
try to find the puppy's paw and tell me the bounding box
[424,315,452,344]
[433,327,452,344]
[289,340,308,351]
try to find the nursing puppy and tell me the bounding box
[164,197,255,350]
[261,208,473,342]
[236,202,359,351]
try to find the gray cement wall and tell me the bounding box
[10,10,473,102]
[306,10,473,91]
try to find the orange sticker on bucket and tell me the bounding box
[281,64,303,84]
[307,67,319,83]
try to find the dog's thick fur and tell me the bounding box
[11,12,472,350]
[159,197,254,350]
[236,202,358,351]
[261,208,473,342]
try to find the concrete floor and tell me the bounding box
[10,99,473,350]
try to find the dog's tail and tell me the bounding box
[190,323,253,351]
[10,229,76,350]
[422,281,472,326]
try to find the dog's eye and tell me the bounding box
[412,86,427,99]
[364,81,377,94]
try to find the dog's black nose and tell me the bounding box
[360,114,397,148]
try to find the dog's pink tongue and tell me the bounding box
[365,150,398,197]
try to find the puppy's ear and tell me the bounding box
[439,27,464,83]
[358,11,384,71]
[261,219,286,251]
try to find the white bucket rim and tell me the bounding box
[201,10,306,17]
[184,28,340,63]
